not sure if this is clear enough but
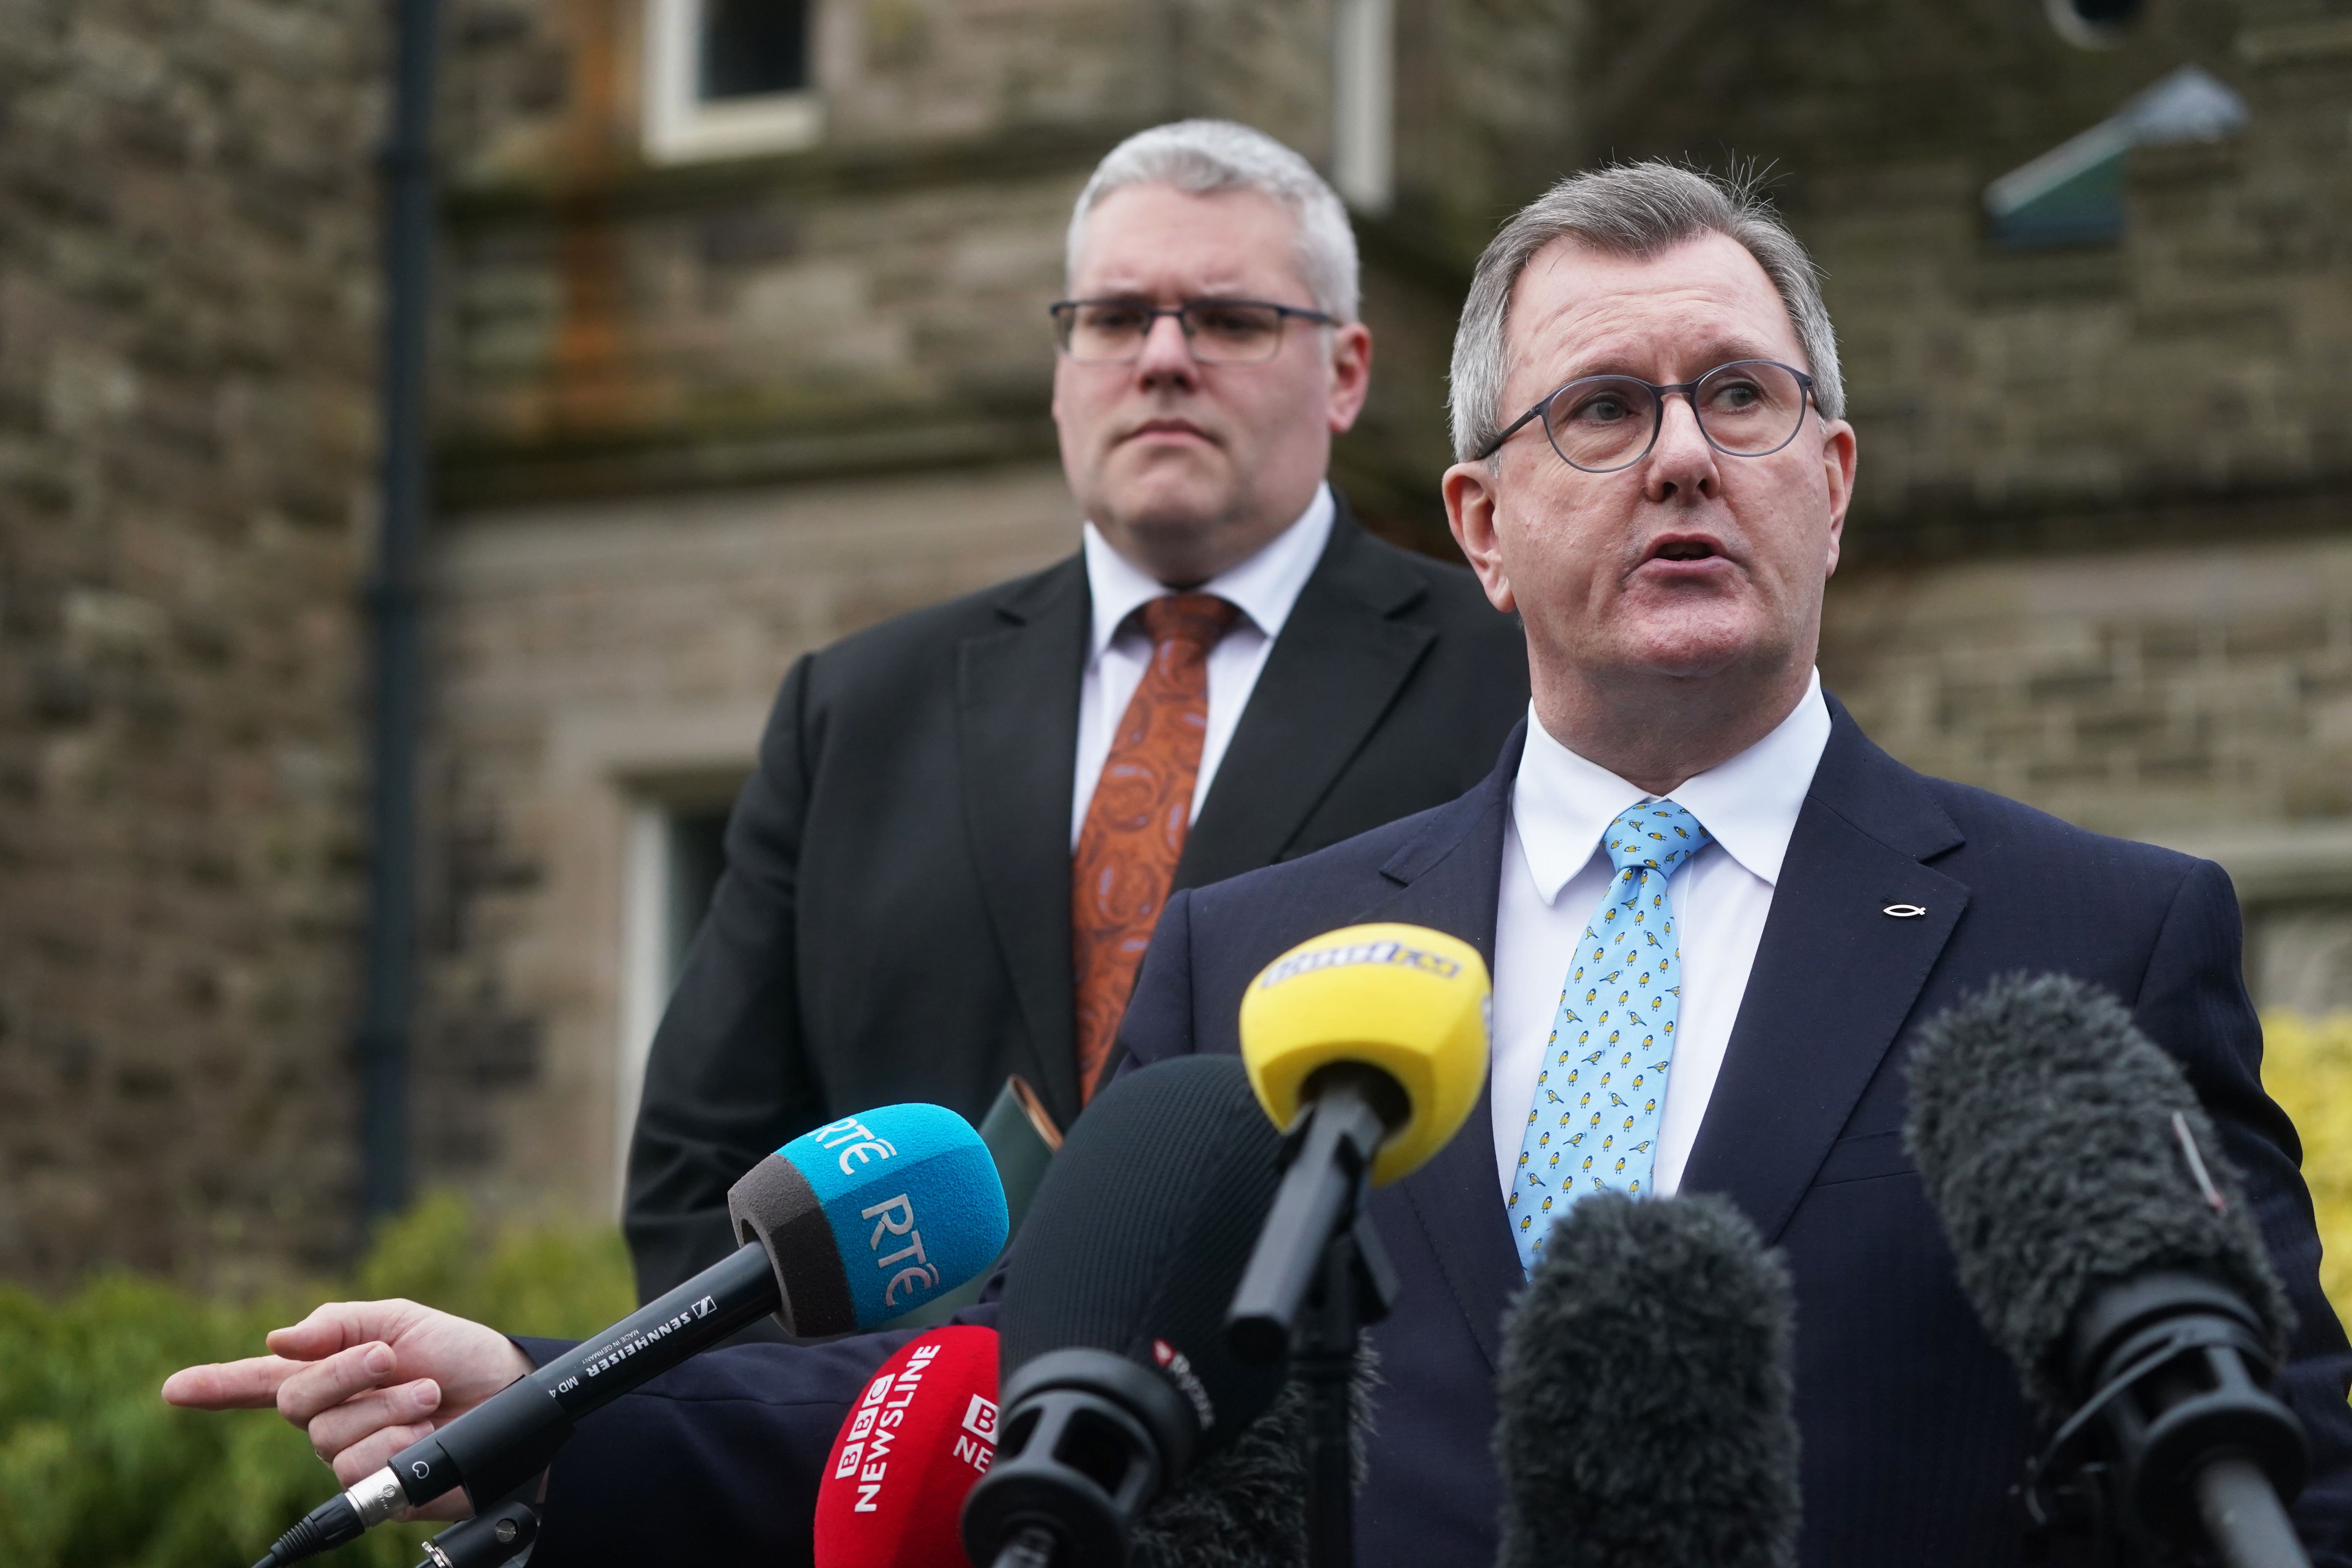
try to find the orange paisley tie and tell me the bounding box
[1072,593,1241,1100]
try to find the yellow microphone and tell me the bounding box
[1224,923,1492,1367]
[1238,922,1492,1185]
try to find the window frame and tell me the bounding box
[642,0,822,165]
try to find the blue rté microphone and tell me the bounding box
[729,1107,1013,1332]
[251,1104,1008,1568]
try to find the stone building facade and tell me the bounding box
[2,0,2345,1282]
[413,0,1581,1223]
[420,0,2352,1232]
[0,1,383,1289]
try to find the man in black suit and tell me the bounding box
[167,163,2351,1566]
[623,118,1527,1300]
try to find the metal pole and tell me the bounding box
[357,0,438,1225]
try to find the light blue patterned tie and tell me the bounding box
[1510,798,1713,1272]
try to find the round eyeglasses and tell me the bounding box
[1049,297,1336,365]
[1475,359,1817,473]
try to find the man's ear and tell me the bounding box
[1818,416,1857,579]
[1443,461,1515,614]
[1326,322,1373,434]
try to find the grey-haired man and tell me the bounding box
[619,119,1527,1303]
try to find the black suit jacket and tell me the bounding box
[530,702,2352,1568]
[624,501,1530,1299]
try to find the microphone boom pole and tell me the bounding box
[1226,1063,1401,1360]
[1227,1070,1401,1568]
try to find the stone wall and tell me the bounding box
[8,0,2332,1279]
[429,0,1581,532]
[410,0,2352,1221]
[0,1,381,1289]
[1822,530,2352,1016]
[417,463,1077,1219]
[1802,7,2352,1015]
[1576,0,2351,537]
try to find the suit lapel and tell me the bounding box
[1349,701,1979,1365]
[1359,728,1528,1371]
[1176,503,1437,889]
[956,558,1090,1123]
[1679,700,1969,1243]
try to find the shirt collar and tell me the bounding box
[1080,482,1335,664]
[1511,669,1831,902]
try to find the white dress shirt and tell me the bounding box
[1070,483,1335,845]
[1488,672,1832,1203]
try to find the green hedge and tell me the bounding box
[0,1193,633,1568]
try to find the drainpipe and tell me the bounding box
[357,0,438,1227]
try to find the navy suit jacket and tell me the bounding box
[530,701,2352,1568]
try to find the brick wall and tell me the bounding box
[417,463,1078,1218]
[0,1,381,1289]
[11,0,2344,1280]
[1823,530,2352,835]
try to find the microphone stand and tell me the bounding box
[1226,1068,1402,1568]
[1294,1211,1397,1568]
[2018,1274,2309,1568]
[413,1488,543,1568]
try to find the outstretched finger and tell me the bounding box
[162,1356,306,1411]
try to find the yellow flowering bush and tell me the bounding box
[2261,1010,2352,1324]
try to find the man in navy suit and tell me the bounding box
[1102,161,2352,1564]
[166,162,2352,1566]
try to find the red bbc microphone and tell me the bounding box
[815,1326,1000,1568]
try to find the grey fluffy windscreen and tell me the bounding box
[1902,971,2291,1406]
[1494,1192,1799,1568]
[1127,1339,1378,1568]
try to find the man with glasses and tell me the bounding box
[164,162,2352,1566]
[620,120,1528,1303]
[1102,162,2352,1561]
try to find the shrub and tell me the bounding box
[2259,1010,2352,1326]
[0,1192,632,1568]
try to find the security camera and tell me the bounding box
[2046,0,2141,49]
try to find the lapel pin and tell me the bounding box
[1882,903,1927,919]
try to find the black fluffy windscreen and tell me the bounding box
[1000,1054,1289,1456]
[1903,971,2292,1406]
[1494,1192,1799,1568]
[1127,1338,1379,1568]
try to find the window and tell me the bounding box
[617,796,737,1200]
[645,0,820,164]
[1984,66,2247,248]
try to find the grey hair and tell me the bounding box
[1447,162,1845,461]
[1067,120,1360,323]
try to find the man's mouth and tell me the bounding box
[1645,535,1724,565]
[1124,419,1214,445]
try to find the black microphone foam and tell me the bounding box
[1127,1344,1378,1568]
[998,1053,1290,1455]
[1494,1192,1799,1568]
[1903,971,2291,1404]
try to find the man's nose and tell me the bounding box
[1134,310,1199,385]
[1643,389,1720,501]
